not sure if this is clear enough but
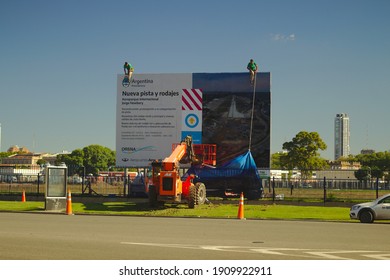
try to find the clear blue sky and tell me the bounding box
[1,0,389,160]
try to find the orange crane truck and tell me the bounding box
[148,136,215,208]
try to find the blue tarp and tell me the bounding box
[187,150,261,181]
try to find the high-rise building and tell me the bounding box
[334,113,350,160]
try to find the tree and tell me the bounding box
[356,151,390,172]
[82,145,115,175]
[0,152,16,161]
[36,159,47,166]
[281,131,328,178]
[354,167,370,182]
[271,152,284,169]
[56,149,83,175]
[338,154,358,163]
[57,145,115,175]
[351,151,390,182]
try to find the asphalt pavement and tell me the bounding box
[0,212,389,260]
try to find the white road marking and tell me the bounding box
[307,250,380,260]
[120,242,390,260]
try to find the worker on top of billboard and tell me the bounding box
[247,59,258,85]
[124,62,134,79]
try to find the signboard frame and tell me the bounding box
[44,166,68,211]
[116,72,271,168]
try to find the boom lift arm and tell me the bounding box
[148,135,207,208]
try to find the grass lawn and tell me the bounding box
[0,200,352,221]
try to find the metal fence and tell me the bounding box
[1,173,389,202]
[266,176,390,189]
[263,177,390,202]
[0,174,131,197]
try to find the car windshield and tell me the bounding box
[378,195,390,204]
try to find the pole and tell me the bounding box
[81,166,85,194]
[37,173,40,195]
[124,168,128,197]
[248,73,257,151]
[323,176,327,205]
[376,177,379,199]
[272,176,275,203]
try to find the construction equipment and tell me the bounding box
[188,150,264,200]
[148,136,216,208]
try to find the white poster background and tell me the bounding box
[116,73,192,167]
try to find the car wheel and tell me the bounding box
[359,209,374,223]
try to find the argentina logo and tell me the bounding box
[122,76,130,87]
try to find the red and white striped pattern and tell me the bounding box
[182,89,202,111]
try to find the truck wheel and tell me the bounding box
[148,185,158,207]
[359,209,374,223]
[196,182,206,205]
[188,184,196,209]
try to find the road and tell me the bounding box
[0,212,389,260]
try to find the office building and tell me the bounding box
[334,113,350,160]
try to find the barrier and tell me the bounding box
[237,192,245,220]
[22,190,26,202]
[66,190,73,215]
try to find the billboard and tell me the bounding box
[116,72,270,168]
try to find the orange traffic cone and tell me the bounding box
[66,190,73,215]
[237,192,245,220]
[22,190,26,202]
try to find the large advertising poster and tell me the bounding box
[194,73,270,168]
[116,72,271,168]
[116,73,194,167]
